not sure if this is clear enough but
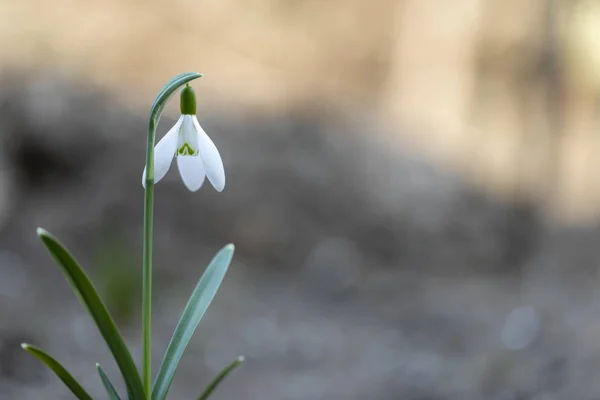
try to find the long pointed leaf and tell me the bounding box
[152,244,235,400]
[96,364,122,400]
[36,228,145,400]
[21,343,93,400]
[197,356,244,400]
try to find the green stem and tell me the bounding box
[142,72,202,399]
[143,118,157,398]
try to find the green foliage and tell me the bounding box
[152,244,235,400]
[21,344,93,400]
[197,356,245,400]
[21,73,242,400]
[36,228,145,399]
[97,364,122,400]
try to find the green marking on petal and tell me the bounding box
[177,143,198,156]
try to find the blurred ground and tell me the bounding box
[1,1,600,399]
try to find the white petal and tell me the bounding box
[193,116,225,192]
[142,116,183,187]
[177,115,200,155]
[177,155,206,192]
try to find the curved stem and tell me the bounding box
[143,119,157,398]
[142,72,202,399]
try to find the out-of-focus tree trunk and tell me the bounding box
[383,0,484,163]
[553,0,600,223]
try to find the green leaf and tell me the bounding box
[21,343,93,400]
[152,244,235,400]
[96,363,122,400]
[36,228,145,400]
[149,72,202,130]
[197,356,244,400]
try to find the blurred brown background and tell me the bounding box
[1,0,600,399]
[3,0,600,223]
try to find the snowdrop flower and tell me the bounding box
[142,84,225,192]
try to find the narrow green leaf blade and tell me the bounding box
[21,343,93,400]
[150,72,202,128]
[96,364,122,400]
[197,356,244,400]
[36,228,145,400]
[152,244,235,400]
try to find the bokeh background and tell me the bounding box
[1,0,600,399]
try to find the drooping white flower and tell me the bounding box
[142,84,225,192]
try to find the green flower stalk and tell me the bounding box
[142,74,228,397]
[21,72,243,400]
